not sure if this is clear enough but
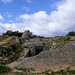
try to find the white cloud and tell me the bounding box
[0,23,6,35]
[0,0,75,37]
[8,20,13,23]
[0,15,4,21]
[18,0,75,36]
[1,0,13,3]
[25,0,31,3]
[22,7,29,12]
[4,12,13,17]
[7,15,12,17]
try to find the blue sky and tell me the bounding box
[0,0,62,23]
[0,0,75,36]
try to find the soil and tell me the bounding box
[0,37,13,45]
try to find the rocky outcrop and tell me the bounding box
[22,37,49,57]
[21,30,32,42]
[15,41,75,69]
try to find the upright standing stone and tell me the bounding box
[21,30,32,42]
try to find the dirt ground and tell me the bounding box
[0,37,13,45]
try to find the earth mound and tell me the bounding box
[15,41,75,69]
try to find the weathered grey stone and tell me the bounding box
[19,50,30,61]
[30,46,43,56]
[21,30,32,42]
[43,46,49,51]
[22,37,45,48]
[15,41,75,69]
[22,37,49,57]
[4,57,9,61]
[24,50,30,57]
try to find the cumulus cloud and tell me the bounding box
[7,15,12,17]
[0,15,4,21]
[8,20,13,23]
[1,0,13,3]
[4,12,13,17]
[0,23,6,35]
[18,0,75,36]
[22,7,29,12]
[0,0,75,37]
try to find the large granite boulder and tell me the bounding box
[15,41,75,69]
[22,37,49,57]
[22,37,45,48]
[21,30,32,42]
[19,50,30,61]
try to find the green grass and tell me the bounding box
[0,65,11,74]
[0,36,16,46]
[29,68,35,71]
[46,41,51,48]
[15,72,24,75]
[0,36,8,42]
[0,62,11,65]
[0,46,12,57]
[18,68,30,72]
[57,36,64,42]
[32,69,75,75]
[6,37,16,44]
[0,42,23,61]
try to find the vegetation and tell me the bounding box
[45,36,73,49]
[0,46,12,57]
[67,31,75,36]
[0,31,75,75]
[0,62,11,65]
[0,67,74,75]
[0,36,17,47]
[3,30,23,37]
[32,69,75,75]
[0,35,8,42]
[46,41,52,48]
[18,68,30,72]
[6,36,16,45]
[0,42,23,62]
[0,64,11,74]
[14,72,24,75]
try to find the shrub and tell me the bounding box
[3,30,23,37]
[67,31,75,36]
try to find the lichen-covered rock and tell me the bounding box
[43,46,49,51]
[22,37,49,57]
[19,50,31,61]
[21,30,32,42]
[15,41,75,69]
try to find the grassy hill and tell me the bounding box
[0,35,75,75]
